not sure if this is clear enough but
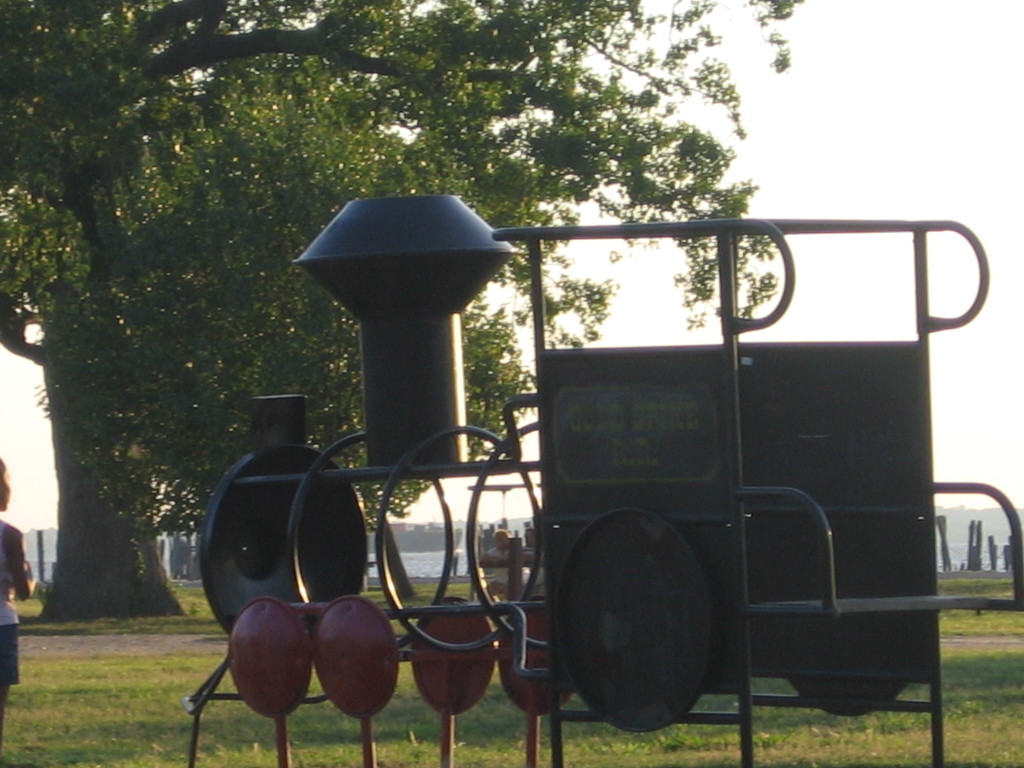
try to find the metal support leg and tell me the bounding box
[550,708,565,768]
[930,644,945,768]
[184,657,232,768]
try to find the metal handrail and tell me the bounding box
[736,486,838,616]
[494,218,797,338]
[493,217,991,343]
[764,219,989,333]
[933,482,1024,608]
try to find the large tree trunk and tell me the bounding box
[41,378,181,621]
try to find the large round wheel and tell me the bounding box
[201,445,366,631]
[556,508,713,731]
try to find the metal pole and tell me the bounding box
[440,710,455,768]
[274,716,291,768]
[717,231,755,768]
[525,710,540,768]
[360,718,378,768]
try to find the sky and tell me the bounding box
[1,0,1021,535]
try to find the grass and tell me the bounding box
[938,578,1024,637]
[6,646,1023,767]
[16,578,1020,637]
[18,586,222,636]
[1,580,1021,767]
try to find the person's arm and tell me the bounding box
[2,526,35,601]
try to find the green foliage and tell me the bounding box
[0,0,803,532]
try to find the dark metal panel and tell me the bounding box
[539,346,730,521]
[739,342,939,689]
[739,341,933,507]
[539,346,742,697]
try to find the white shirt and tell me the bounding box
[0,522,19,626]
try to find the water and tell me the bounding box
[386,550,470,579]
[385,532,1016,580]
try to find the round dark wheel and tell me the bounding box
[556,508,713,731]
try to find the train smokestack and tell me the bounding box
[295,195,513,465]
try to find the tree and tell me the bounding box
[0,0,801,619]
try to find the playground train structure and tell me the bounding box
[186,195,1024,768]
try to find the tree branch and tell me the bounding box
[138,0,209,45]
[466,69,519,84]
[587,38,673,96]
[143,24,403,78]
[196,0,228,39]
[57,156,113,285]
[140,7,524,88]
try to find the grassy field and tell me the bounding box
[2,581,1021,767]
[17,578,1022,638]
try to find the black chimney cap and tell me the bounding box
[295,195,513,318]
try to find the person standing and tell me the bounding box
[479,528,511,600]
[0,458,36,759]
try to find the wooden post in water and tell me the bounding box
[988,535,998,572]
[967,520,983,571]
[966,521,974,570]
[936,516,951,572]
[36,529,45,582]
